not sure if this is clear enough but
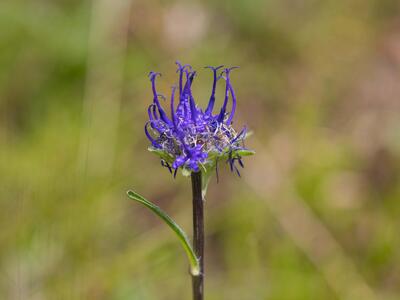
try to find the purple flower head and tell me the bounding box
[145,62,254,177]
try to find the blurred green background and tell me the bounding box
[1,0,400,299]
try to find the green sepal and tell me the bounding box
[200,163,215,199]
[235,149,256,157]
[200,148,254,197]
[181,168,191,177]
[148,146,254,198]
[148,147,175,165]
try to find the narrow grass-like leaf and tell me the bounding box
[126,190,200,276]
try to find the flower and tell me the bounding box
[145,62,253,178]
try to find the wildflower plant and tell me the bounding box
[127,62,254,300]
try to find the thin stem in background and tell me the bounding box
[191,172,204,300]
[78,0,131,179]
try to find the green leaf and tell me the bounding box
[126,190,200,276]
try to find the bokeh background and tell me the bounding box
[1,0,400,299]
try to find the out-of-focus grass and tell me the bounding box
[1,0,400,299]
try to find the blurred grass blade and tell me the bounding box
[127,190,200,276]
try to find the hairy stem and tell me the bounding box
[191,172,204,300]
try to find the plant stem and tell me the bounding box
[191,171,204,300]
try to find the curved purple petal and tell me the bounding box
[144,121,161,149]
[149,72,172,126]
[205,65,224,115]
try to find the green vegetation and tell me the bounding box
[1,0,399,299]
